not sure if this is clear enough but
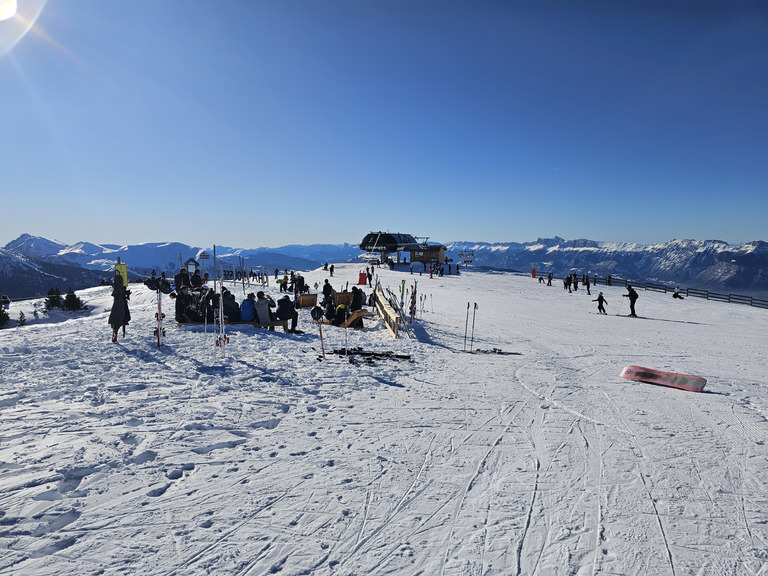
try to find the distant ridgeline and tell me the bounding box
[1,234,766,299]
[445,238,768,297]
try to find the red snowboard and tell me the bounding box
[620,365,706,393]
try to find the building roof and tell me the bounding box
[360,232,431,253]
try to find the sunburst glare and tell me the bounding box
[0,0,46,54]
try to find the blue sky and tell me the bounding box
[2,0,767,249]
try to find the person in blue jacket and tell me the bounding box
[240,293,257,322]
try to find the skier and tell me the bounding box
[585,276,591,295]
[623,285,639,317]
[592,292,608,314]
[108,272,131,341]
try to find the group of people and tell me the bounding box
[240,291,299,332]
[111,264,377,339]
[277,271,308,294]
[590,284,638,316]
[562,273,593,295]
[173,285,300,332]
[320,280,367,327]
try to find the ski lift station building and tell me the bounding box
[359,232,448,265]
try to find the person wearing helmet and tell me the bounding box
[592,291,608,315]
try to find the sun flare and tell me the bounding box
[0,0,17,22]
[0,0,46,54]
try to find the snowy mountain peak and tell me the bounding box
[5,234,67,259]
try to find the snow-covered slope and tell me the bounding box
[1,264,766,575]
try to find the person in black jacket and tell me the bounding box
[221,289,241,322]
[190,269,203,289]
[623,285,639,317]
[322,279,335,307]
[108,272,131,341]
[592,292,608,315]
[332,303,348,326]
[175,285,198,323]
[276,295,299,332]
[350,286,364,312]
[174,268,191,290]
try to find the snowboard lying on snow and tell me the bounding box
[620,365,707,392]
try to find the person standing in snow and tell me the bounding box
[322,279,335,307]
[592,292,608,314]
[108,272,131,341]
[623,285,639,317]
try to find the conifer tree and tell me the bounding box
[46,287,62,310]
[17,311,26,327]
[63,287,85,311]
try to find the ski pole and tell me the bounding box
[463,301,470,351]
[617,295,625,316]
[470,302,478,352]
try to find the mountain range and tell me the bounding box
[1,233,766,299]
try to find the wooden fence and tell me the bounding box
[539,272,768,309]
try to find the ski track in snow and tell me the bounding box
[1,264,767,575]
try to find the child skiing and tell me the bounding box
[592,292,608,315]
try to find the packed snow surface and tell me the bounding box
[1,264,767,575]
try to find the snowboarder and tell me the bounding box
[623,285,639,317]
[592,292,608,314]
[108,272,131,341]
[673,285,685,300]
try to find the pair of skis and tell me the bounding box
[463,302,478,352]
[154,289,165,348]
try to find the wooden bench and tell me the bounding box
[333,292,353,307]
[320,309,368,329]
[252,319,290,332]
[296,293,317,309]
